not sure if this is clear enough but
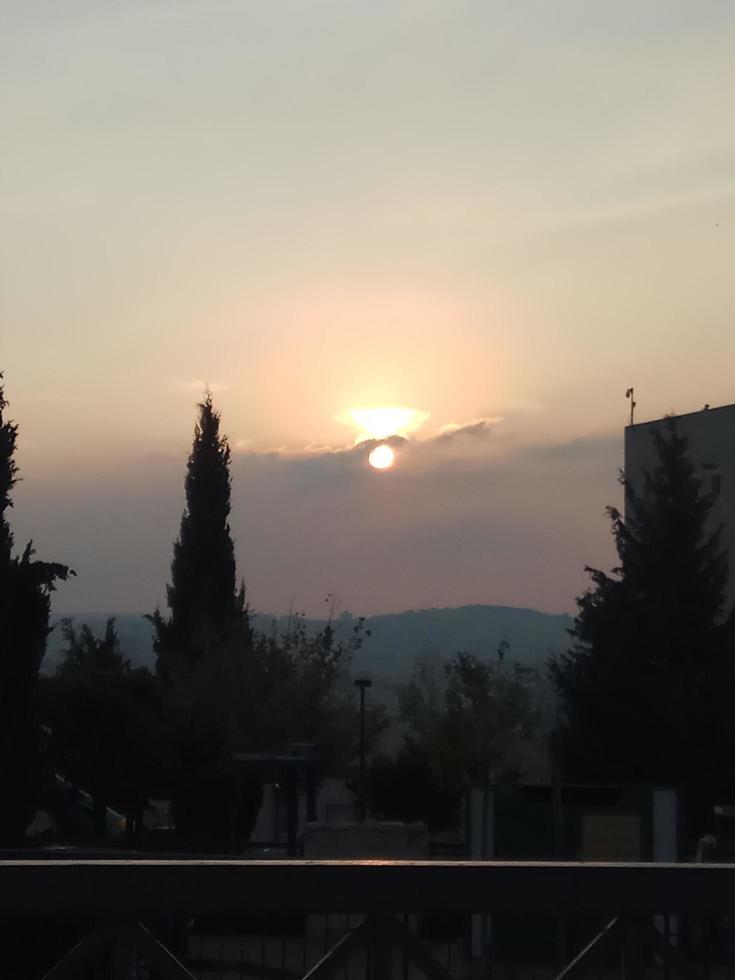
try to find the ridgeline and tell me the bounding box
[47,604,572,679]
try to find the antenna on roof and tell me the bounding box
[625,387,636,425]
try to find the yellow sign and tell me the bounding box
[581,814,641,861]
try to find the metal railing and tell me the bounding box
[1,859,734,979]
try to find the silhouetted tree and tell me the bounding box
[160,611,380,837]
[41,619,159,838]
[550,418,735,835]
[150,393,251,682]
[150,397,378,838]
[368,748,461,832]
[148,394,257,836]
[400,652,537,793]
[249,612,382,770]
[0,375,72,839]
[383,652,536,837]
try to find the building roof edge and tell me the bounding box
[625,402,735,431]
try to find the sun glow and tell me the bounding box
[368,444,395,470]
[338,406,430,443]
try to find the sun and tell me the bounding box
[368,444,395,470]
[336,406,430,443]
[350,407,420,441]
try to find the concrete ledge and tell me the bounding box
[304,821,429,860]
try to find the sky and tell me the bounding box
[3,1,735,617]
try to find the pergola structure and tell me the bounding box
[230,746,320,854]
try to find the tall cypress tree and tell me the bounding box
[0,375,72,838]
[151,393,250,681]
[551,418,735,833]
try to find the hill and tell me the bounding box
[46,604,572,679]
[347,604,571,677]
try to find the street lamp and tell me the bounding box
[354,678,372,822]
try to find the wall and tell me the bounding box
[625,403,735,608]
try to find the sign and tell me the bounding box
[581,813,641,861]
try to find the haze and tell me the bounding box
[3,2,734,616]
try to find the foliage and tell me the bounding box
[550,418,735,832]
[41,619,159,837]
[367,747,461,832]
[157,607,380,837]
[0,375,72,839]
[142,642,252,837]
[150,392,251,682]
[399,651,538,794]
[250,610,381,768]
[149,393,380,837]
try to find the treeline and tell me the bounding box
[550,418,735,839]
[0,378,73,838]
[0,377,542,846]
[3,370,735,846]
[0,382,374,842]
[356,416,735,842]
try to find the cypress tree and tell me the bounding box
[551,418,735,834]
[0,374,72,838]
[151,393,250,681]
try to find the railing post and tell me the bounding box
[551,729,568,971]
[370,915,392,980]
[468,782,493,969]
[109,927,133,980]
[469,783,484,964]
[622,917,645,980]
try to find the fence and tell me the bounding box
[1,859,733,979]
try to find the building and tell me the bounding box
[625,402,735,603]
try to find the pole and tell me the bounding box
[551,727,567,969]
[626,387,636,426]
[354,678,372,822]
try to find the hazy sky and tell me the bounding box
[3,2,735,616]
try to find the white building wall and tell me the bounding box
[250,777,358,844]
[624,403,735,609]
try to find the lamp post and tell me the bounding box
[354,678,372,822]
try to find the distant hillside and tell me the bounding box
[348,604,572,678]
[46,604,572,678]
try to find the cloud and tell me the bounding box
[234,434,408,466]
[228,414,620,494]
[434,416,500,442]
[18,424,623,620]
[220,427,622,617]
[234,413,497,464]
[230,413,500,474]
